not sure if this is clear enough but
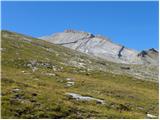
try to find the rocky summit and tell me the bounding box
[40,29,159,65]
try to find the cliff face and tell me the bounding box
[40,30,159,65]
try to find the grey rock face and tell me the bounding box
[40,30,158,65]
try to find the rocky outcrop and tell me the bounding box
[146,113,158,119]
[137,48,159,65]
[66,93,105,104]
[40,30,158,65]
[138,50,148,57]
[118,46,125,58]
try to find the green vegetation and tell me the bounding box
[1,30,159,118]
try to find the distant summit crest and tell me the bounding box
[64,29,87,34]
[64,29,95,38]
[149,48,158,53]
[64,29,78,33]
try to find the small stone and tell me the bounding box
[27,64,32,68]
[67,81,75,85]
[146,113,157,119]
[0,48,6,51]
[137,106,144,110]
[32,67,38,72]
[66,81,75,87]
[66,78,75,81]
[12,88,20,92]
[52,66,57,71]
[45,73,56,76]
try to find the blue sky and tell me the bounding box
[2,1,159,51]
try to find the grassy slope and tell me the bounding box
[1,30,159,118]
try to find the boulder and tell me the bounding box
[146,113,158,119]
[66,93,105,104]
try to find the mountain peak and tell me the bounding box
[64,29,84,33]
[64,29,95,38]
[148,48,158,53]
[64,29,90,35]
[40,30,158,65]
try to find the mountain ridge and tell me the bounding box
[2,30,158,81]
[40,29,158,65]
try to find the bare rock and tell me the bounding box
[66,78,75,81]
[45,73,56,76]
[146,113,158,119]
[66,93,105,104]
[12,88,20,93]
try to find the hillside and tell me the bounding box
[1,30,159,118]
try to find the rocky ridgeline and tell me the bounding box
[2,30,158,81]
[40,30,158,65]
